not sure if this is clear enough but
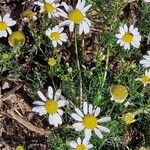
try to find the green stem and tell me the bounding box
[74,29,83,105]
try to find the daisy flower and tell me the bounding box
[116,24,141,50]
[32,86,67,127]
[123,112,135,125]
[0,14,16,38]
[71,102,111,140]
[135,70,150,86]
[45,25,67,47]
[110,84,128,103]
[139,51,150,68]
[59,0,92,35]
[70,137,93,150]
[34,0,63,19]
[8,31,25,47]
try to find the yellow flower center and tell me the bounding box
[0,21,7,31]
[44,3,55,13]
[48,57,57,66]
[122,33,134,43]
[44,100,58,114]
[111,85,128,101]
[22,10,35,20]
[140,75,150,84]
[50,32,60,41]
[68,9,84,24]
[124,113,134,124]
[82,115,97,129]
[16,146,24,150]
[8,31,25,47]
[76,144,86,150]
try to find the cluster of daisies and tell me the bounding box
[0,0,150,149]
[35,0,92,47]
[32,86,111,149]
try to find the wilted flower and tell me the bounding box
[8,31,25,47]
[110,84,128,103]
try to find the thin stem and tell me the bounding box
[74,29,83,105]
[101,45,110,89]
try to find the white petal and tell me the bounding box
[59,20,70,27]
[77,137,81,145]
[71,113,82,121]
[69,22,74,32]
[75,108,84,117]
[115,34,122,39]
[2,30,7,37]
[32,106,47,116]
[48,13,52,19]
[62,2,70,11]
[72,123,84,131]
[79,23,84,35]
[58,109,63,116]
[119,26,125,35]
[7,27,12,35]
[37,91,46,101]
[33,101,45,106]
[94,128,103,139]
[54,113,62,125]
[58,100,66,107]
[84,129,92,141]
[82,21,90,34]
[48,86,53,99]
[98,126,110,133]
[69,141,77,148]
[48,115,54,125]
[52,41,57,47]
[129,25,134,32]
[89,104,93,114]
[124,24,128,32]
[87,144,93,148]
[94,107,101,117]
[77,0,85,10]
[54,89,61,100]
[82,4,92,13]
[84,18,91,26]
[98,117,111,122]
[3,14,10,22]
[83,102,88,114]
[58,40,62,45]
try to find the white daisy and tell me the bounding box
[0,14,16,38]
[135,70,150,86]
[32,86,67,127]
[71,102,111,140]
[59,0,92,35]
[139,51,150,68]
[45,25,68,47]
[34,0,64,19]
[116,24,141,50]
[70,137,93,150]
